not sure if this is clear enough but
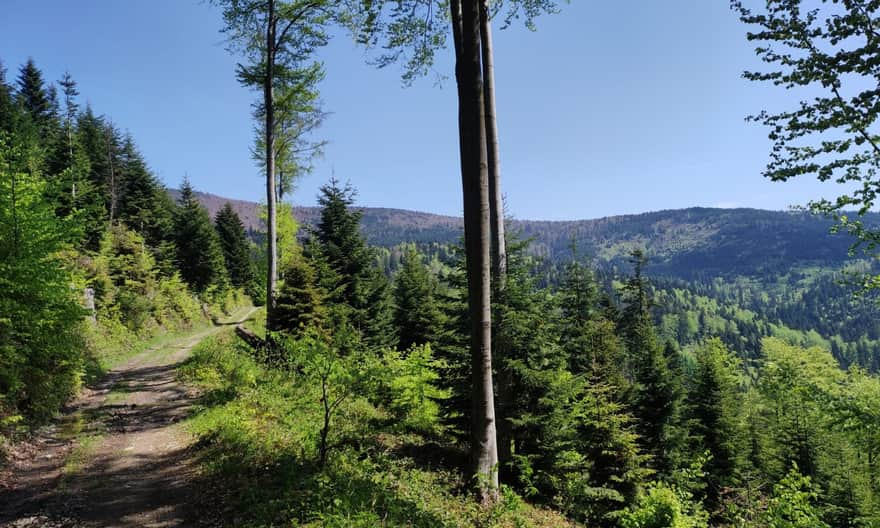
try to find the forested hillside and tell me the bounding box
[184,189,871,276]
[185,190,880,372]
[4,0,880,522]
[0,58,253,425]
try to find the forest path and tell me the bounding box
[0,306,257,528]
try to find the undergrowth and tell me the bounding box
[180,333,576,527]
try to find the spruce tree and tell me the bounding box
[274,255,327,335]
[361,269,397,349]
[619,249,686,478]
[215,202,254,289]
[559,253,628,392]
[116,133,174,248]
[314,178,370,304]
[393,247,444,350]
[310,178,395,347]
[77,105,109,198]
[173,179,227,292]
[688,338,745,516]
[16,59,51,132]
[46,72,79,182]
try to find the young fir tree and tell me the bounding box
[361,269,397,349]
[619,249,686,479]
[117,133,173,246]
[687,338,745,516]
[558,252,628,393]
[310,178,395,348]
[393,246,444,350]
[173,179,227,293]
[215,202,255,289]
[488,235,565,483]
[545,250,649,525]
[273,255,327,335]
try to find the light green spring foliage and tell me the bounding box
[349,0,565,85]
[753,337,880,525]
[374,344,450,435]
[90,225,202,334]
[258,202,301,276]
[762,467,829,528]
[181,331,568,527]
[0,134,86,423]
[617,482,708,528]
[734,1,880,290]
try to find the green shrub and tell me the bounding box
[373,344,449,435]
[0,137,87,423]
[181,331,570,528]
[618,482,708,528]
[762,467,829,528]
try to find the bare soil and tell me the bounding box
[0,308,255,528]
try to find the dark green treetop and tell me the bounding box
[16,58,52,131]
[215,202,255,289]
[393,246,444,350]
[173,178,228,293]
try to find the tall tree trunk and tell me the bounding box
[265,0,279,329]
[106,127,117,225]
[451,0,499,503]
[479,0,511,477]
[68,118,76,200]
[480,0,505,285]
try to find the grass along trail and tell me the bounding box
[0,306,257,528]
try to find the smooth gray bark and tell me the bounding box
[265,0,279,325]
[451,0,499,503]
[479,0,511,476]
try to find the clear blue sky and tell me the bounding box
[0,0,846,220]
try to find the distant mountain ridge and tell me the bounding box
[169,188,876,279]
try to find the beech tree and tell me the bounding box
[213,0,330,328]
[350,0,562,501]
[734,1,880,288]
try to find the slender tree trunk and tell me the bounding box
[451,0,499,503]
[480,0,505,284]
[479,0,511,477]
[319,375,330,467]
[106,127,117,225]
[67,120,76,200]
[265,0,279,329]
[11,169,18,257]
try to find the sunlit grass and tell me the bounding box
[179,332,576,527]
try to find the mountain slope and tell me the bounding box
[172,189,873,279]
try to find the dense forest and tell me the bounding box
[188,190,880,373]
[4,0,880,526]
[1,55,878,526]
[0,57,254,423]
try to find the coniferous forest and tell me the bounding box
[3,1,880,527]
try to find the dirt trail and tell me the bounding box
[0,307,257,528]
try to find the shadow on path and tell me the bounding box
[0,307,256,528]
